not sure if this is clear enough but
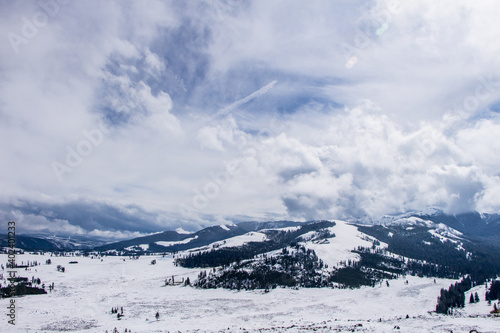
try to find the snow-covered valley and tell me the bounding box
[1,220,498,332]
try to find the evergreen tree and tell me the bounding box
[474,292,480,303]
[469,293,475,303]
[488,280,500,300]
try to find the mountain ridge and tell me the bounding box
[2,210,499,252]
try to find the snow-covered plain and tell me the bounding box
[1,222,498,332]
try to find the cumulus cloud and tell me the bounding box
[1,0,500,239]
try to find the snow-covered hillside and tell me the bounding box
[188,231,268,252]
[1,219,498,332]
[301,220,385,268]
[0,253,498,333]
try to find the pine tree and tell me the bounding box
[469,293,475,304]
[474,292,480,303]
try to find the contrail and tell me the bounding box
[216,80,278,117]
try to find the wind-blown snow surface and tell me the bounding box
[304,221,385,268]
[156,236,198,247]
[199,231,268,250]
[0,222,498,332]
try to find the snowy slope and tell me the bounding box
[1,253,498,333]
[186,231,268,253]
[1,219,498,333]
[156,236,198,247]
[299,220,383,268]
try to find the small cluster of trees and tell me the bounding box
[0,275,48,298]
[436,278,500,314]
[31,276,42,285]
[29,276,53,291]
[469,292,480,303]
[436,277,472,314]
[111,306,124,319]
[106,327,132,333]
[110,306,123,314]
[56,265,65,273]
[165,275,188,286]
[19,260,39,267]
[486,280,500,301]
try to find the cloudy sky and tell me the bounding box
[1,0,500,240]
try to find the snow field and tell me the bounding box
[0,220,498,332]
[1,253,498,332]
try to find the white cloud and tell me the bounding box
[3,210,86,236]
[1,0,500,238]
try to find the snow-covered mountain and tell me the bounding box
[75,215,499,291]
[2,215,500,332]
[95,220,304,253]
[4,210,499,256]
[89,210,500,256]
[3,212,499,288]
[374,209,500,246]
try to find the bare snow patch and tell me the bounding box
[156,236,198,247]
[303,220,376,268]
[175,228,192,234]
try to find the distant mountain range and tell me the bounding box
[375,209,500,245]
[0,234,105,251]
[2,210,500,293]
[95,220,304,253]
[1,210,499,253]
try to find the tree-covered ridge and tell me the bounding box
[357,224,500,282]
[177,220,500,292]
[177,221,406,290]
[194,246,329,290]
[175,221,335,268]
[192,245,398,290]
